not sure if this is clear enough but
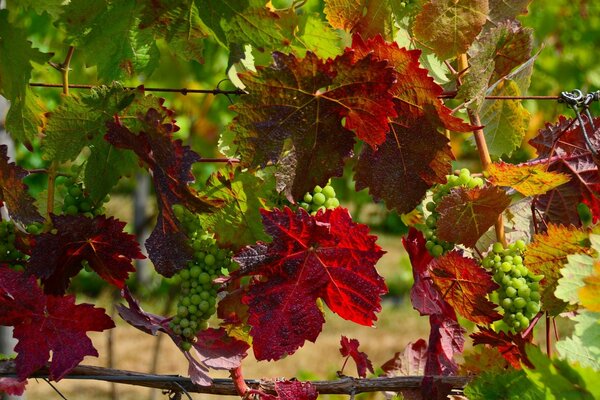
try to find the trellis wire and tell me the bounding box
[29,82,563,101]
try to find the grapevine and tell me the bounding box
[0,1,599,400]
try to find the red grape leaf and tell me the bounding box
[116,288,246,386]
[0,268,114,381]
[233,207,386,360]
[231,50,397,199]
[351,34,473,132]
[402,229,465,375]
[426,314,466,376]
[487,161,571,197]
[193,328,249,370]
[529,115,600,226]
[0,376,27,396]
[381,339,428,377]
[471,326,533,369]
[355,118,453,214]
[116,287,167,336]
[524,224,593,315]
[0,145,43,226]
[275,380,319,400]
[437,186,512,247]
[324,0,392,39]
[105,107,221,276]
[28,215,144,295]
[413,0,489,60]
[430,251,502,324]
[339,336,374,378]
[402,228,448,316]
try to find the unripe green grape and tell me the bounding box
[321,185,336,199]
[312,192,326,206]
[324,198,340,208]
[180,341,193,352]
[483,240,542,332]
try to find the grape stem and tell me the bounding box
[46,46,75,220]
[520,311,544,339]
[456,54,507,247]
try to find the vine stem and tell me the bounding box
[45,46,75,220]
[456,54,506,246]
[230,366,249,397]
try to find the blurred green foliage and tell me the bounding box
[520,1,600,120]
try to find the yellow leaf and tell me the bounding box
[488,162,571,197]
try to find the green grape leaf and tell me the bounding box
[413,0,489,60]
[231,50,396,200]
[458,21,533,107]
[198,168,273,249]
[525,224,594,315]
[479,79,530,157]
[42,86,140,202]
[555,311,600,371]
[355,118,453,214]
[487,162,571,197]
[293,14,341,60]
[139,0,209,62]
[525,345,599,398]
[464,368,545,400]
[556,253,595,306]
[580,260,600,312]
[7,0,65,18]
[198,0,340,60]
[0,9,51,145]
[324,0,392,39]
[488,0,533,23]
[198,0,278,50]
[436,186,511,248]
[4,91,47,147]
[43,95,107,163]
[59,0,159,80]
[84,138,139,203]
[555,233,600,306]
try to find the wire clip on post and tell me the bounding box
[559,89,600,158]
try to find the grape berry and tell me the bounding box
[169,206,236,349]
[0,221,24,263]
[60,178,108,217]
[299,182,340,215]
[483,240,543,332]
[422,168,484,257]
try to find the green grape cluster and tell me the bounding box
[60,178,108,217]
[483,240,543,332]
[0,221,24,262]
[299,182,340,215]
[423,168,484,257]
[170,206,236,349]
